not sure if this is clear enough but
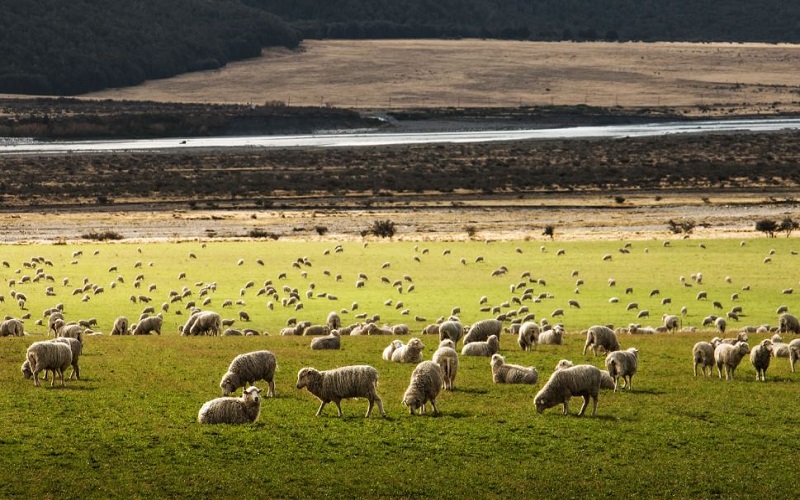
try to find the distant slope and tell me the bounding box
[0,0,300,95]
[247,0,800,43]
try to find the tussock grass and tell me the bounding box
[1,237,799,497]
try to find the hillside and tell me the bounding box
[0,0,299,96]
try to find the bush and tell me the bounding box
[542,225,555,239]
[81,230,124,241]
[755,219,778,238]
[369,220,396,238]
[464,225,477,238]
[247,229,279,239]
[315,226,328,236]
[779,217,799,237]
[667,219,696,235]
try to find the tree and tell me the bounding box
[369,219,396,238]
[755,219,778,238]
[779,217,799,237]
[542,225,555,239]
[667,219,696,235]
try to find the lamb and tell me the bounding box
[310,330,341,350]
[662,314,680,333]
[296,365,386,417]
[461,335,500,357]
[534,365,602,416]
[462,319,502,344]
[391,337,425,363]
[583,325,620,356]
[750,339,773,382]
[779,313,800,334]
[539,326,564,345]
[21,341,72,387]
[133,315,163,335]
[382,339,404,361]
[517,321,539,351]
[431,339,459,391]
[110,316,130,335]
[219,350,277,397]
[714,341,750,380]
[438,320,463,344]
[788,339,800,372]
[0,318,24,337]
[605,347,639,391]
[198,386,263,424]
[692,341,716,377]
[490,354,538,384]
[401,361,444,415]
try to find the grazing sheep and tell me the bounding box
[303,324,331,336]
[721,332,748,345]
[693,341,716,377]
[238,311,250,322]
[534,365,602,416]
[788,339,800,373]
[491,354,538,384]
[48,311,65,336]
[517,321,540,351]
[0,318,24,337]
[554,359,616,390]
[54,319,83,342]
[432,339,459,391]
[539,326,564,345]
[382,339,404,361]
[220,350,277,397]
[133,315,163,335]
[187,311,222,336]
[198,386,263,424]
[310,330,341,350]
[438,320,463,344]
[391,337,425,363]
[662,314,680,333]
[605,347,639,391]
[714,317,727,334]
[714,341,750,380]
[402,361,444,415]
[296,365,386,417]
[750,339,773,382]
[461,335,500,357]
[463,319,502,344]
[583,325,620,356]
[51,337,82,380]
[326,311,341,330]
[779,313,800,334]
[110,316,129,335]
[21,341,72,387]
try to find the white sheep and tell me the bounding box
[187,311,221,336]
[295,365,386,417]
[714,341,750,380]
[220,350,277,397]
[198,386,263,424]
[539,326,564,345]
[662,314,680,333]
[382,339,404,361]
[779,313,800,334]
[721,332,748,345]
[534,365,602,416]
[517,321,539,351]
[463,319,502,344]
[490,354,538,384]
[605,347,639,391]
[788,339,800,373]
[438,320,463,344]
[391,337,425,363]
[554,359,615,390]
[402,360,444,415]
[0,318,24,337]
[431,339,458,391]
[133,315,163,335]
[52,337,82,380]
[304,324,331,336]
[310,330,341,350]
[326,311,341,330]
[110,316,129,335]
[21,341,72,387]
[583,325,620,356]
[461,335,499,357]
[750,339,773,381]
[692,341,716,377]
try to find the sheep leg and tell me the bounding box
[334,400,344,417]
[562,400,570,415]
[372,396,386,417]
[58,369,65,387]
[429,399,439,416]
[267,380,275,398]
[693,363,698,377]
[315,401,328,416]
[577,395,590,416]
[33,371,41,387]
[590,395,598,417]
[366,399,375,417]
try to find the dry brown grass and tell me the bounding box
[85,40,800,114]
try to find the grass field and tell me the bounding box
[1,237,799,497]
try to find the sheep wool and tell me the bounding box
[539,327,564,345]
[491,354,538,384]
[52,337,82,380]
[22,341,72,387]
[555,359,615,390]
[605,347,639,392]
[188,311,221,336]
[382,340,404,361]
[391,337,425,363]
[714,341,750,380]
[198,386,263,424]
[0,318,24,337]
[517,321,540,351]
[750,339,772,382]
[788,339,800,373]
[220,350,277,397]
[583,325,620,356]
[463,319,502,344]
[534,364,602,417]
[431,339,459,391]
[296,365,386,418]
[438,320,463,344]
[133,315,163,335]
[402,361,444,415]
[110,316,130,335]
[461,335,499,357]
[310,330,341,350]
[692,341,716,377]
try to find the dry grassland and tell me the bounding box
[87,40,800,114]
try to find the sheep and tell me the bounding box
[310,330,341,350]
[54,319,83,341]
[721,332,748,345]
[534,365,602,417]
[52,337,82,380]
[438,320,463,344]
[461,335,499,357]
[779,313,800,334]
[0,318,24,337]
[692,341,716,377]
[391,337,425,363]
[303,324,331,336]
[462,319,502,344]
[750,339,773,382]
[490,354,538,384]
[662,314,680,333]
[605,347,639,392]
[402,361,444,415]
[219,350,277,397]
[583,325,620,356]
[21,341,72,387]
[382,339,404,361]
[539,326,564,345]
[223,329,243,336]
[133,315,163,335]
[198,386,263,424]
[296,365,386,418]
[432,339,459,391]
[326,311,341,330]
[788,339,800,373]
[714,317,727,334]
[110,316,129,335]
[517,321,539,351]
[554,359,616,390]
[714,341,750,380]
[48,311,64,336]
[188,311,221,336]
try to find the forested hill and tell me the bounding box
[248,0,800,43]
[0,0,300,96]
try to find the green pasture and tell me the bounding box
[1,237,799,497]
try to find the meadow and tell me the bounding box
[1,236,799,498]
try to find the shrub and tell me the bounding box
[369,219,396,238]
[81,230,123,241]
[755,219,778,238]
[315,226,328,236]
[464,225,477,238]
[248,229,279,239]
[667,219,696,235]
[779,217,799,237]
[542,225,555,239]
